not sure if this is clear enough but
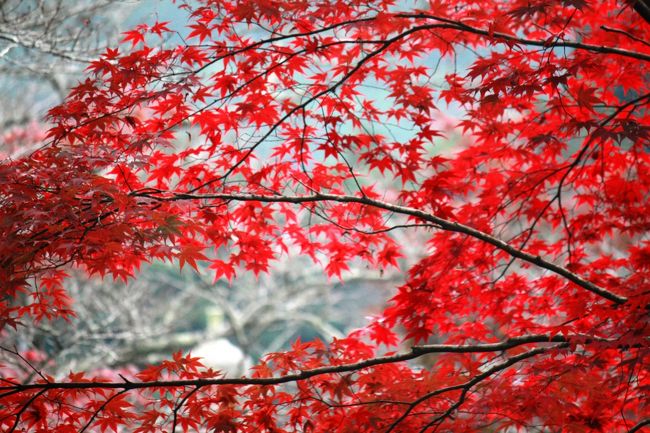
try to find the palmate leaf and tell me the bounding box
[0,0,649,432]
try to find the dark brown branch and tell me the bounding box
[78,390,129,433]
[631,0,650,25]
[629,418,650,433]
[171,386,200,433]
[140,191,628,305]
[601,25,650,48]
[6,389,46,433]
[0,335,609,395]
[396,13,650,62]
[0,346,49,384]
[384,345,567,433]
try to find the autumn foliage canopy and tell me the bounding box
[1,0,650,431]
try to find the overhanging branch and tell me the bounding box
[0,334,614,395]
[631,0,650,25]
[141,191,629,305]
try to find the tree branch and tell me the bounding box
[139,191,629,305]
[396,12,650,62]
[631,0,650,25]
[629,418,650,433]
[0,334,613,395]
[384,345,566,433]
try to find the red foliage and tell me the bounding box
[1,0,649,431]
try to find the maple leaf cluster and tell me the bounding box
[1,0,649,432]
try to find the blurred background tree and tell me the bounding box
[0,1,134,155]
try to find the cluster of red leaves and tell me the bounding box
[1,0,650,432]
